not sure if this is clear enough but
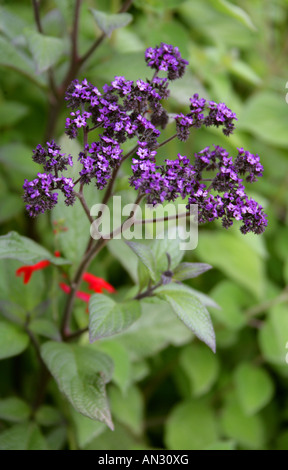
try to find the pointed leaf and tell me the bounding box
[25,30,65,73]
[89,295,141,342]
[208,0,256,31]
[126,241,157,282]
[155,283,216,352]
[41,342,114,429]
[0,37,46,87]
[90,10,133,37]
[173,262,212,281]
[0,232,69,266]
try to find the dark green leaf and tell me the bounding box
[41,342,114,429]
[173,262,212,281]
[109,385,143,435]
[155,284,216,353]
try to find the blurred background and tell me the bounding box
[0,0,288,450]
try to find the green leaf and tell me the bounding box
[126,241,157,282]
[0,423,47,450]
[228,60,262,86]
[186,287,220,310]
[209,281,248,331]
[72,408,106,449]
[238,92,288,148]
[46,426,67,451]
[0,36,46,87]
[25,30,65,73]
[134,0,187,11]
[116,298,193,361]
[107,239,138,283]
[0,232,69,266]
[0,397,30,423]
[41,342,114,429]
[0,194,23,223]
[89,295,141,342]
[30,319,61,341]
[35,406,62,427]
[258,303,288,366]
[0,6,27,40]
[173,262,212,281]
[0,260,45,315]
[220,397,265,449]
[203,440,236,450]
[0,143,39,176]
[94,341,132,393]
[234,363,274,415]
[208,0,256,31]
[0,101,29,128]
[196,231,264,299]
[179,343,219,396]
[150,228,185,273]
[155,284,216,353]
[165,399,218,450]
[109,385,143,436]
[89,10,133,37]
[0,321,29,360]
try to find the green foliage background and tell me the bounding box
[0,0,288,450]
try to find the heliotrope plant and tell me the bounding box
[14,43,268,430]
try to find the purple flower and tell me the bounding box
[175,94,238,141]
[145,43,189,80]
[32,141,73,173]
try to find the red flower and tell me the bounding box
[59,283,91,303]
[16,251,61,284]
[83,272,116,294]
[16,260,50,284]
[16,254,115,313]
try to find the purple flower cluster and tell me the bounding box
[23,43,267,235]
[24,141,75,217]
[78,136,123,189]
[175,94,237,141]
[23,173,75,217]
[32,140,73,173]
[145,43,189,80]
[130,145,267,235]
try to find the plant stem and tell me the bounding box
[32,0,43,34]
[157,133,177,149]
[74,191,93,223]
[72,0,82,63]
